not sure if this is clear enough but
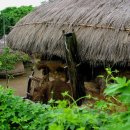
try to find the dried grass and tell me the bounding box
[7,0,130,65]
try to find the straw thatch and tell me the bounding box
[7,0,130,65]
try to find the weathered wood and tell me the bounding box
[64,32,86,105]
[26,69,35,99]
[15,22,130,32]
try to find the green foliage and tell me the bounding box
[0,47,21,71]
[0,47,30,72]
[0,86,113,130]
[104,68,130,105]
[0,47,28,87]
[20,53,31,62]
[0,83,130,130]
[1,67,130,130]
[99,68,119,86]
[0,6,34,37]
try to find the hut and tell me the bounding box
[7,0,130,79]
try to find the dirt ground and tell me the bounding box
[0,68,43,97]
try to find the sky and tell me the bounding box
[0,0,46,11]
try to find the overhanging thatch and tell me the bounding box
[7,0,130,65]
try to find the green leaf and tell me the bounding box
[119,86,130,104]
[76,127,85,130]
[0,61,2,66]
[104,77,128,96]
[49,123,64,130]
[115,77,127,85]
[104,84,121,95]
[97,75,104,78]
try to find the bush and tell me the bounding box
[1,67,130,130]
[0,86,112,130]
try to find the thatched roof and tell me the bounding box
[7,0,130,65]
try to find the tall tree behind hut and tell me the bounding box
[0,6,34,38]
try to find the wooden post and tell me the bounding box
[64,32,86,105]
[26,68,35,99]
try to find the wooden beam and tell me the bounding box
[15,22,130,32]
[64,32,86,105]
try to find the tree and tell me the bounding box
[0,47,22,88]
[0,6,34,38]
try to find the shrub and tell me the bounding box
[1,67,130,130]
[0,86,111,130]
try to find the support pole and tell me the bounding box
[64,32,86,105]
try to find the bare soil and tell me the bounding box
[0,68,43,97]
